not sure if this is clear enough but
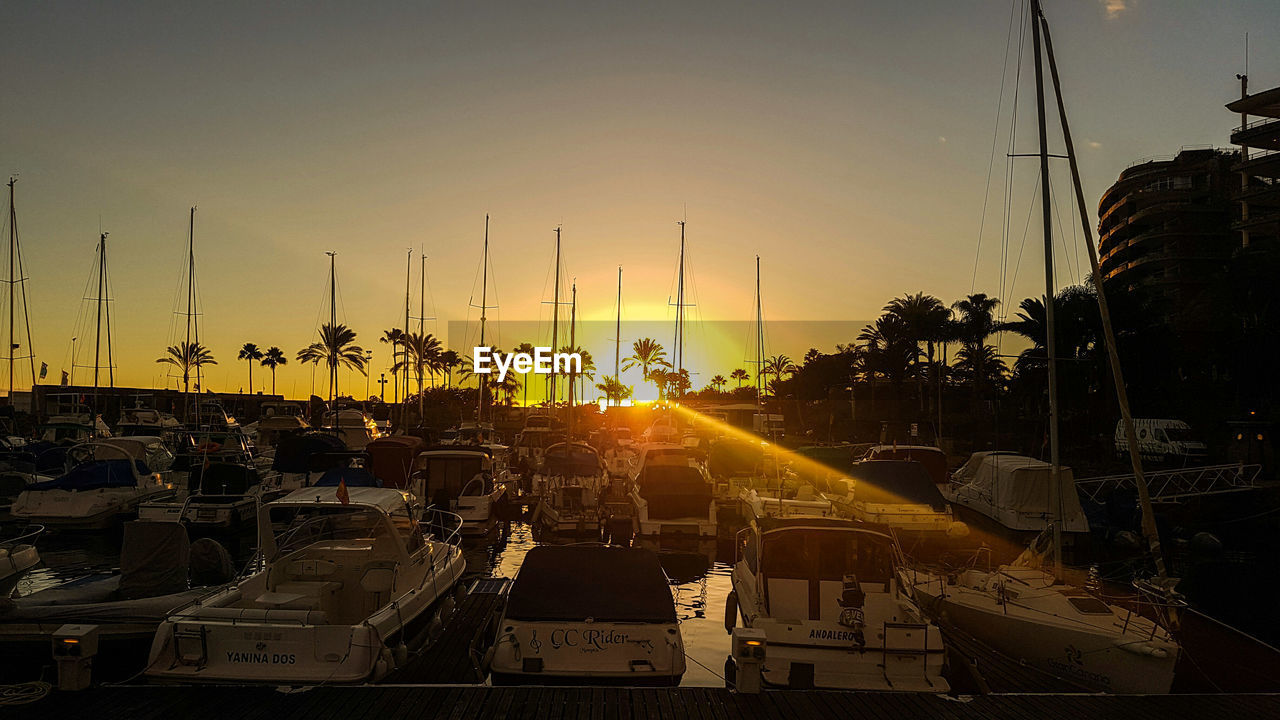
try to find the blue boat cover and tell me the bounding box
[29,459,147,491]
[314,466,381,488]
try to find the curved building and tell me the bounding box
[1097,149,1237,302]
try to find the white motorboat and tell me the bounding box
[412,446,507,536]
[138,462,263,532]
[144,486,466,684]
[0,524,42,596]
[531,442,608,535]
[727,505,948,691]
[628,445,716,538]
[822,460,968,549]
[906,555,1178,693]
[489,544,685,686]
[10,437,176,530]
[320,408,380,451]
[254,402,310,459]
[943,451,1089,536]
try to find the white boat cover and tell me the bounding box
[949,452,1088,532]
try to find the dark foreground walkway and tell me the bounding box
[6,685,1278,720]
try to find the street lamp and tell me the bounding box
[365,350,374,406]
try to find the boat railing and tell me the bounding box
[1075,463,1261,504]
[1,524,43,550]
[422,505,465,546]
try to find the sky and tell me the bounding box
[2,1,1277,400]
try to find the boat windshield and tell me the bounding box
[762,528,895,585]
[268,505,402,560]
[416,456,487,499]
[544,447,600,477]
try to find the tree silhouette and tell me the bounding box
[297,323,367,404]
[238,342,264,392]
[730,368,750,388]
[156,341,217,395]
[260,346,288,395]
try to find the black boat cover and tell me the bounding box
[506,545,676,623]
[271,432,347,472]
[847,460,948,511]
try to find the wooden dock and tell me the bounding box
[5,685,1277,719]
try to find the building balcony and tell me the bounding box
[1232,150,1280,179]
[1231,117,1280,152]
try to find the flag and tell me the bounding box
[39,362,47,379]
[60,370,69,386]
[336,478,350,505]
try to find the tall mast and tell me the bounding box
[328,251,338,406]
[7,178,14,398]
[675,221,686,375]
[419,252,427,421]
[614,265,622,401]
[477,215,489,423]
[569,281,577,427]
[185,207,197,417]
[756,255,764,408]
[403,248,411,421]
[550,226,561,411]
[94,233,109,394]
[1037,3,1165,579]
[1031,0,1063,582]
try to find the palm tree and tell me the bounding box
[296,323,367,404]
[438,350,461,388]
[379,328,404,402]
[953,342,1009,390]
[395,332,441,400]
[237,343,264,392]
[596,375,633,405]
[559,345,596,405]
[709,374,727,392]
[885,292,951,412]
[763,354,797,399]
[952,293,1001,404]
[622,338,667,395]
[512,342,536,406]
[730,368,750,388]
[156,341,217,395]
[260,346,288,395]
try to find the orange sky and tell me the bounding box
[1,1,1276,398]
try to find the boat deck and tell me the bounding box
[6,685,1277,720]
[383,577,510,684]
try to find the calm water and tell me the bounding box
[16,521,737,688]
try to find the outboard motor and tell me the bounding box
[837,573,866,649]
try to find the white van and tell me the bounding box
[1114,419,1207,463]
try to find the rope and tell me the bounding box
[0,681,51,706]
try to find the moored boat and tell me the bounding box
[144,486,466,684]
[489,544,685,686]
[727,505,949,691]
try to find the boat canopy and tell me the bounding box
[191,462,261,495]
[414,450,490,500]
[506,545,676,623]
[952,452,1087,525]
[367,436,427,489]
[272,431,347,472]
[846,460,948,511]
[863,445,949,485]
[637,465,712,520]
[315,466,382,488]
[543,443,601,477]
[29,458,145,491]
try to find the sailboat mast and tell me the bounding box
[1037,4,1165,579]
[104,235,113,388]
[185,207,196,416]
[614,266,622,395]
[328,251,338,406]
[94,233,107,392]
[756,255,764,408]
[675,221,685,375]
[7,178,14,398]
[550,227,561,411]
[1031,0,1064,581]
[403,248,411,418]
[420,252,427,421]
[477,215,489,423]
[568,282,577,433]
